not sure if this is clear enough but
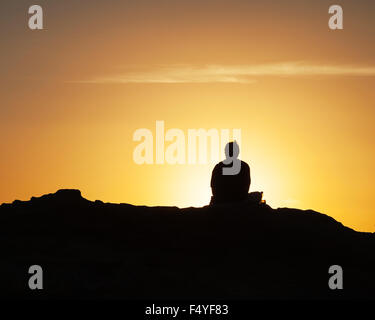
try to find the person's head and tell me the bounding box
[224,141,240,160]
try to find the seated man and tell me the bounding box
[210,141,250,205]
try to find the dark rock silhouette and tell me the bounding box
[0,189,375,299]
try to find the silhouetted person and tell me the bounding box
[210,141,250,205]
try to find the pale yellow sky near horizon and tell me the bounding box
[1,0,375,232]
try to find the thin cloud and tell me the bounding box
[78,62,375,84]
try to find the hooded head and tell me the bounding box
[224,141,239,160]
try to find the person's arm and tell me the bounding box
[211,164,219,189]
[243,162,251,193]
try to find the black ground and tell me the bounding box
[1,189,374,300]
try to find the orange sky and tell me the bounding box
[1,0,375,232]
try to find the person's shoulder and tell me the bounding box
[214,162,224,170]
[212,162,223,171]
[240,160,250,170]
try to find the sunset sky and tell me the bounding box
[1,0,375,232]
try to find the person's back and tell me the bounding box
[210,141,250,205]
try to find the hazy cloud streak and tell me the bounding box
[79,62,375,84]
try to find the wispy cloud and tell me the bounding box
[78,62,375,84]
